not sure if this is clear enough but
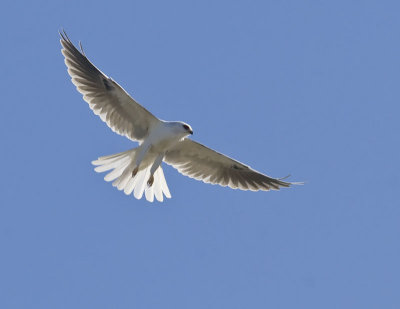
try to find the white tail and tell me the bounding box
[91,149,171,202]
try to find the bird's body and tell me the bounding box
[92,121,193,202]
[144,121,193,155]
[60,31,301,202]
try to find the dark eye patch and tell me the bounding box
[182,124,190,130]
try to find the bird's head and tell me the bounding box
[181,123,193,135]
[171,121,193,136]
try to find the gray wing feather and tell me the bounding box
[164,139,297,191]
[60,31,159,142]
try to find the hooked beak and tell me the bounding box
[189,129,193,135]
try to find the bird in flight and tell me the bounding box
[60,31,301,202]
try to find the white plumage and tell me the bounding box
[60,31,300,202]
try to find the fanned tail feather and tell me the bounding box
[92,148,171,202]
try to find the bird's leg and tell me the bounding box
[132,144,151,178]
[135,144,151,168]
[147,174,154,187]
[147,153,164,187]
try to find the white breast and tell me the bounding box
[145,121,184,153]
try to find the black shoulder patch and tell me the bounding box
[231,164,243,170]
[102,78,113,91]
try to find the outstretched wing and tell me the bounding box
[60,31,159,142]
[164,139,298,191]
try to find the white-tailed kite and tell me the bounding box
[60,31,301,202]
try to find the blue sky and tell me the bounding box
[1,0,399,308]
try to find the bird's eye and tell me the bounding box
[182,124,189,130]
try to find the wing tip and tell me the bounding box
[59,28,70,42]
